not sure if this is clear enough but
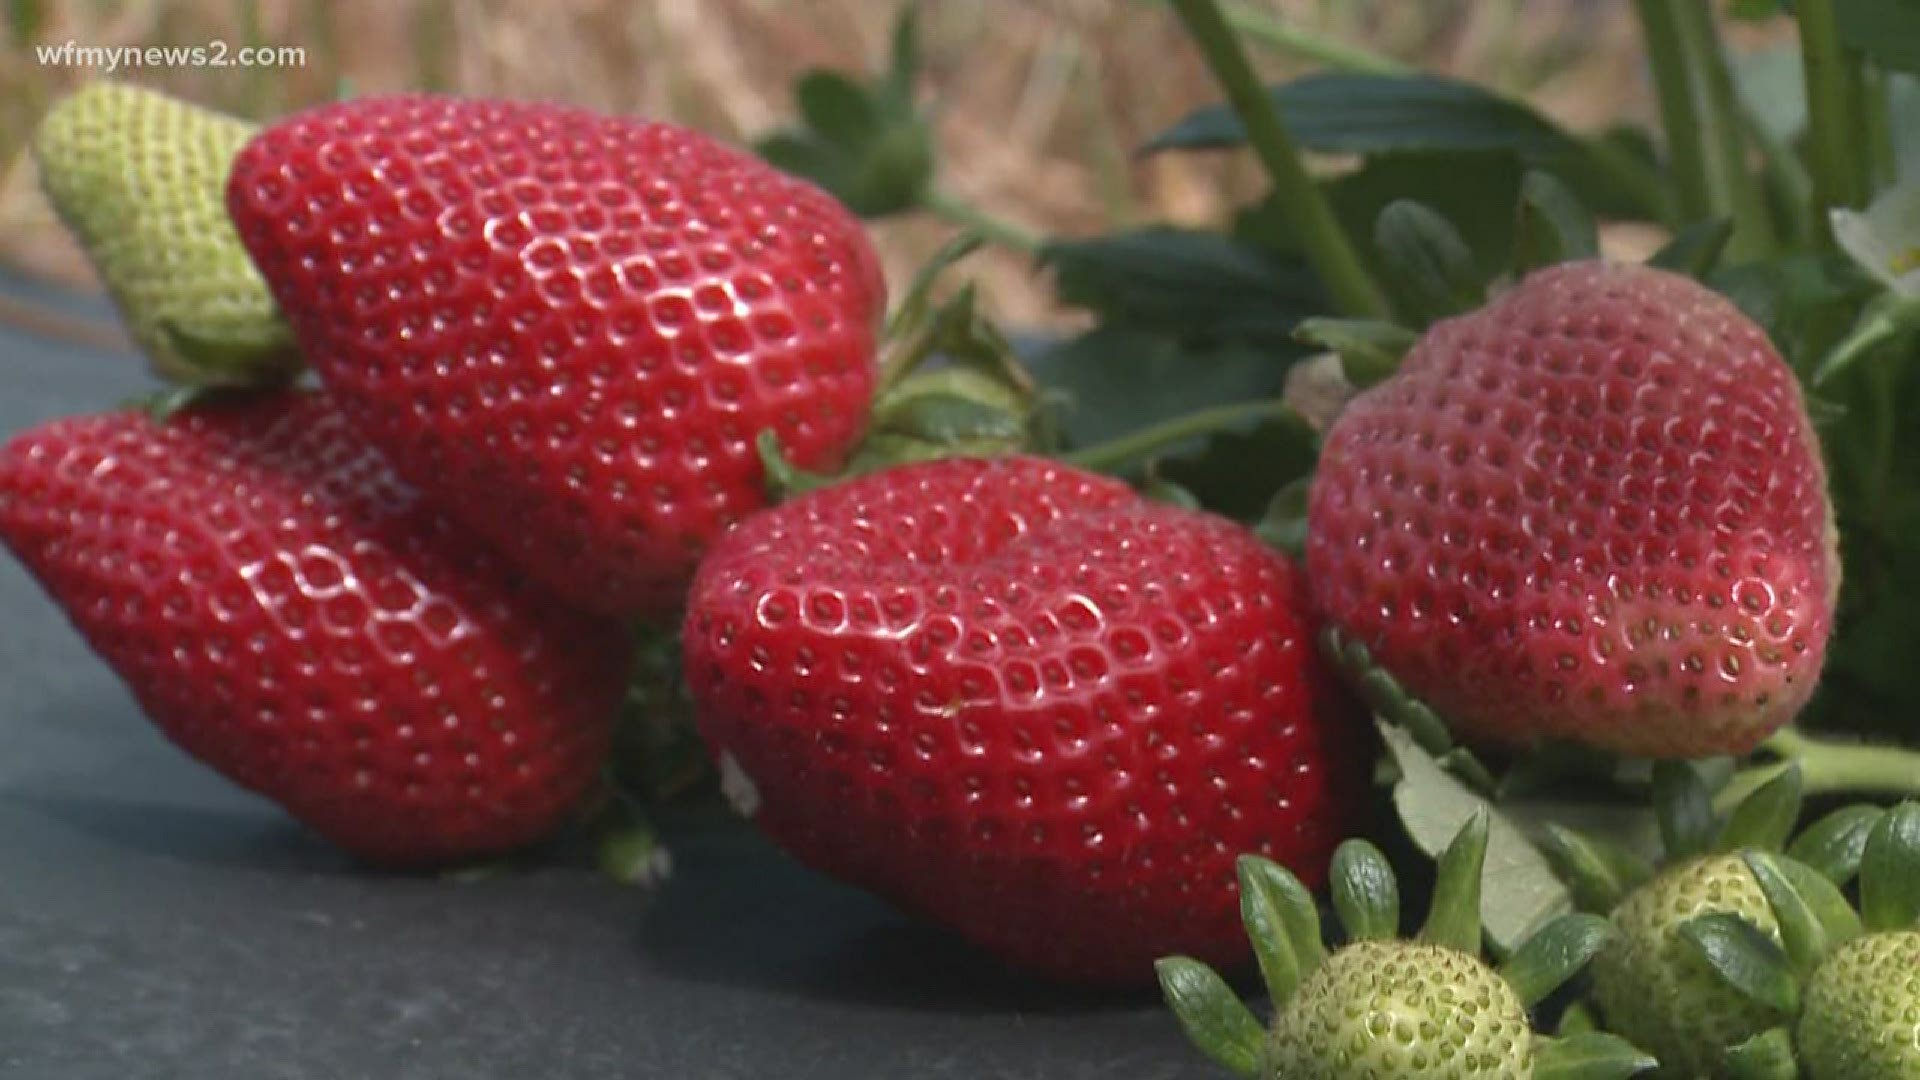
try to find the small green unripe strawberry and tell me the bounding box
[33,82,294,386]
[1591,854,1788,1078]
[1656,800,1920,1079]
[1267,940,1535,1079]
[1796,931,1920,1080]
[1159,813,1654,1080]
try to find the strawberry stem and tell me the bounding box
[1063,399,1301,473]
[1715,727,1920,816]
[920,189,1041,254]
[1796,0,1874,246]
[1632,0,1776,260]
[1168,0,1391,319]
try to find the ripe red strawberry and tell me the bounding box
[682,456,1368,985]
[1308,260,1837,758]
[0,395,631,865]
[226,95,884,618]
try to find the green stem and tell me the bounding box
[1715,728,1920,815]
[1634,0,1776,260]
[1065,399,1299,472]
[1742,108,1817,247]
[1798,0,1872,246]
[921,189,1042,253]
[1212,0,1411,75]
[1864,66,1896,191]
[1169,0,1391,319]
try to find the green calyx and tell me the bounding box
[1158,813,1651,1079]
[1552,763,1891,1079]
[758,234,1047,504]
[33,82,298,388]
[1659,802,1920,1080]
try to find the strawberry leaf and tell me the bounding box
[1860,800,1920,933]
[1743,851,1838,975]
[1652,760,1717,860]
[1154,957,1265,1078]
[1538,823,1654,915]
[1721,1027,1799,1080]
[1531,1031,1658,1080]
[1678,913,1801,1014]
[1293,316,1417,388]
[1373,200,1485,323]
[1835,0,1920,75]
[1716,763,1805,854]
[1421,808,1490,953]
[1237,853,1326,992]
[1513,170,1598,272]
[1329,839,1401,942]
[1786,803,1886,884]
[1038,228,1325,350]
[1499,912,1614,1008]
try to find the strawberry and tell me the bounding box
[33,82,297,386]
[226,94,885,618]
[1161,814,1651,1079]
[1307,260,1838,758]
[1589,854,1786,1078]
[0,394,631,865]
[1797,931,1920,1080]
[681,455,1367,985]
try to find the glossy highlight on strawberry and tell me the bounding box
[227,94,884,618]
[0,395,631,865]
[1308,261,1838,758]
[683,456,1367,985]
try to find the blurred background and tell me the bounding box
[0,0,1792,332]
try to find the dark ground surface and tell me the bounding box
[0,272,1210,1080]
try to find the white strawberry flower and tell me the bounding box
[1831,182,1920,297]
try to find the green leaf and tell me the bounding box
[1716,764,1804,854]
[1773,852,1865,945]
[869,389,1027,445]
[795,70,881,148]
[1678,912,1801,1014]
[1143,72,1576,158]
[1539,823,1653,915]
[1652,761,1717,860]
[1156,411,1319,522]
[883,4,919,103]
[1647,218,1736,279]
[1787,804,1887,885]
[1236,855,1302,1006]
[1373,200,1485,322]
[1254,477,1312,558]
[1038,228,1326,349]
[1532,1031,1659,1080]
[1293,316,1415,389]
[1031,329,1295,449]
[1837,0,1920,76]
[1378,722,1578,954]
[1742,851,1835,975]
[1314,151,1526,284]
[1154,957,1265,1077]
[1557,1002,1599,1037]
[1513,170,1598,272]
[1861,800,1920,932]
[1722,1027,1800,1080]
[1499,913,1615,1008]
[1330,839,1401,942]
[1239,853,1325,986]
[1422,808,1490,953]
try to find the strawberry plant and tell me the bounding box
[9,0,1920,1073]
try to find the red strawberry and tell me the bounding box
[1307,260,1838,758]
[0,395,631,865]
[226,95,884,618]
[682,456,1367,985]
